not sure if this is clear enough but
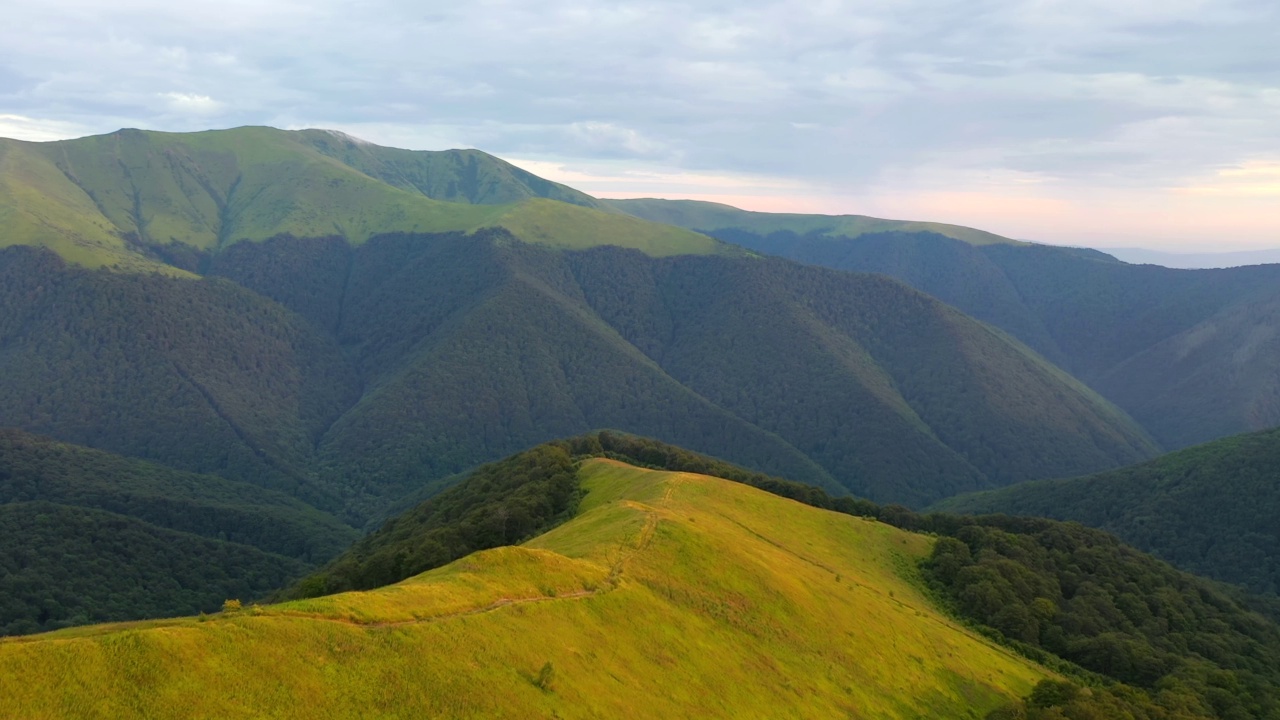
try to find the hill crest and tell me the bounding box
[0,458,1048,718]
[0,126,726,271]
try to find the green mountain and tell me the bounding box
[0,428,358,635]
[9,435,1280,718]
[931,426,1280,595]
[616,199,1280,450]
[605,197,1020,245]
[0,127,722,271]
[0,226,1157,519]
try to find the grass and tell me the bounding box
[0,128,728,272]
[0,459,1049,718]
[605,198,1022,246]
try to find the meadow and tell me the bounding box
[0,459,1048,718]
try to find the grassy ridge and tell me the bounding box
[0,127,723,270]
[0,459,1048,718]
[605,197,1020,245]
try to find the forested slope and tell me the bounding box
[933,427,1280,595]
[0,230,1157,520]
[619,198,1280,449]
[0,429,360,635]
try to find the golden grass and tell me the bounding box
[0,459,1049,718]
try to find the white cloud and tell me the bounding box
[160,92,222,115]
[0,115,94,142]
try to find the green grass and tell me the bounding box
[0,459,1050,718]
[0,127,727,271]
[605,198,1022,246]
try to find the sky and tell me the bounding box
[2,0,1277,250]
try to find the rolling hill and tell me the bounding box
[931,426,1280,595]
[0,127,722,271]
[605,197,1020,246]
[0,456,1054,719]
[8,441,1280,718]
[614,198,1280,449]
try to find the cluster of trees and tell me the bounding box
[925,519,1280,718]
[282,441,582,598]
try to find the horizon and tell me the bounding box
[5,121,1277,259]
[3,0,1277,254]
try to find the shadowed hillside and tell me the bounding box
[614,198,1280,450]
[0,231,1157,520]
[932,426,1280,595]
[0,428,357,635]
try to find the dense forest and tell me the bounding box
[0,429,357,635]
[0,232,1156,521]
[0,503,305,636]
[293,431,1280,719]
[676,224,1280,451]
[933,427,1280,595]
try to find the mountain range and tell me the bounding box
[0,127,1161,520]
[4,125,1280,717]
[614,198,1280,451]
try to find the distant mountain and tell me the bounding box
[615,199,1280,450]
[1102,246,1280,269]
[0,127,721,271]
[0,232,1156,519]
[605,197,1019,245]
[0,428,357,634]
[931,426,1280,595]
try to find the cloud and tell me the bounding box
[0,0,1277,248]
[160,92,222,115]
[0,114,94,142]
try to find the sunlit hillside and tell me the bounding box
[0,127,725,271]
[0,459,1048,719]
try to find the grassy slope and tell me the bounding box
[605,197,1020,246]
[294,129,608,209]
[0,127,723,270]
[930,426,1280,595]
[0,459,1048,718]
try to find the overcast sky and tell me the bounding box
[2,0,1277,250]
